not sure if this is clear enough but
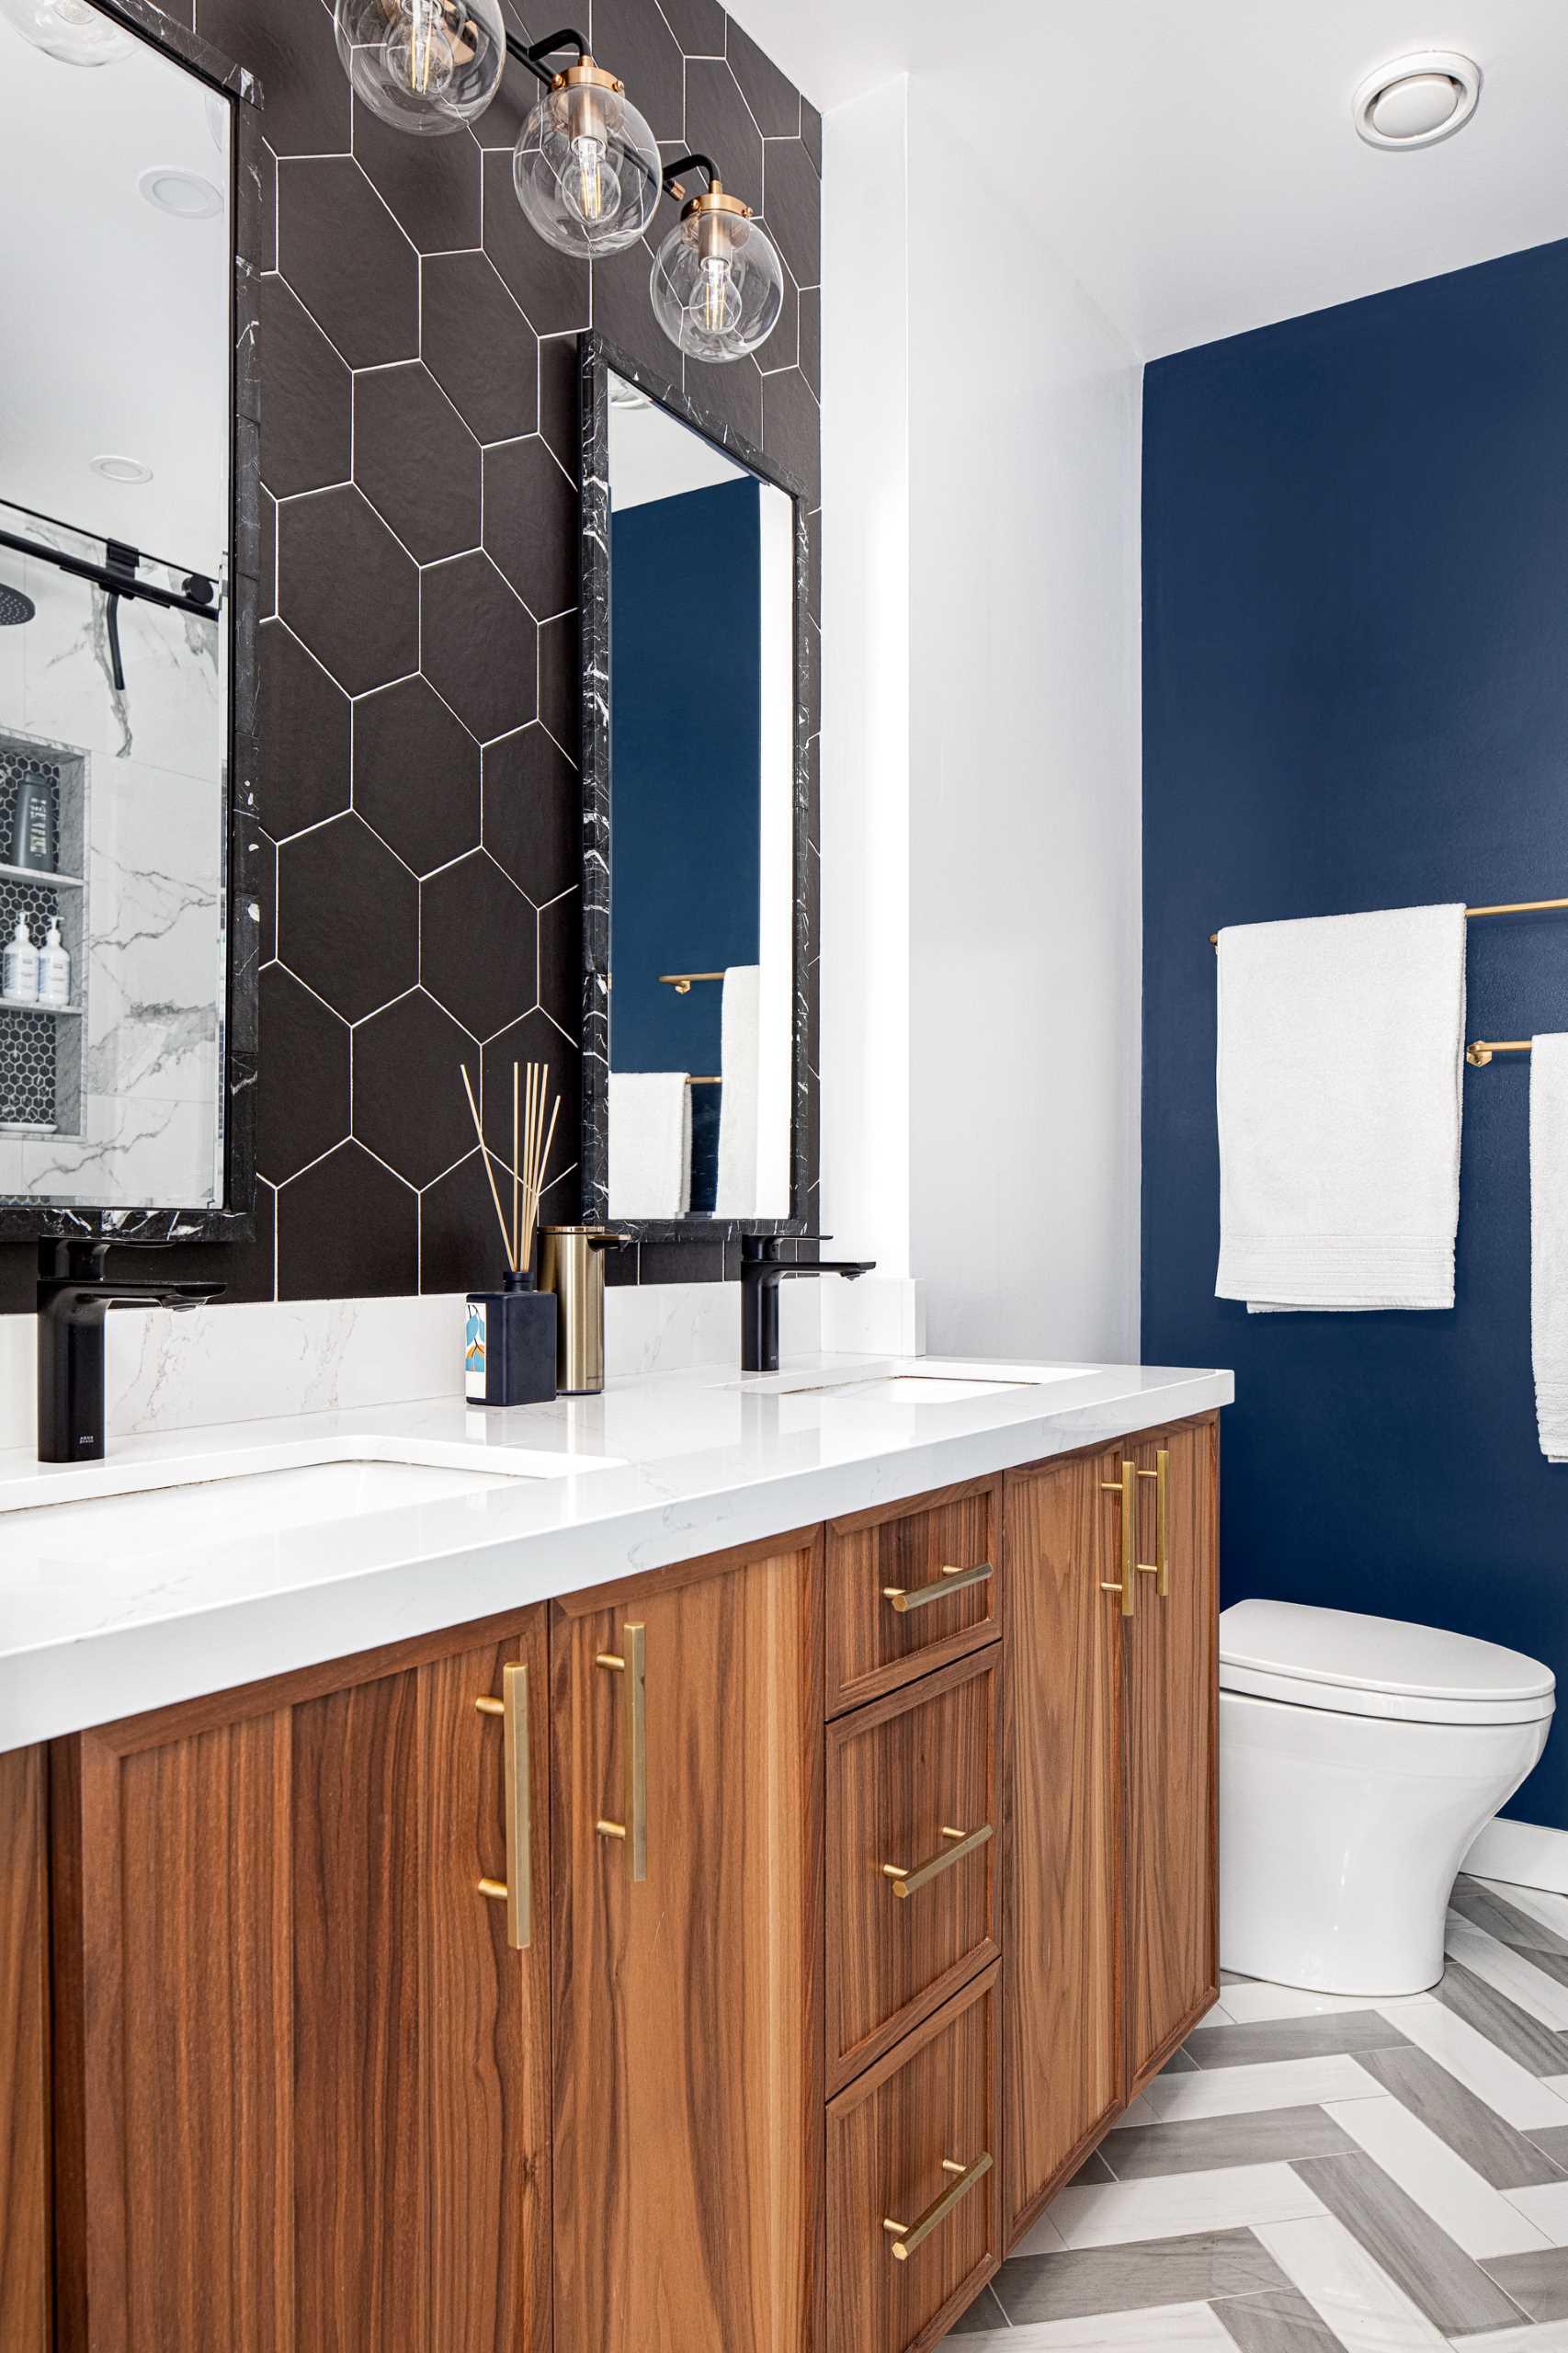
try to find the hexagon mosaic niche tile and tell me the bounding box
[0,0,821,1314]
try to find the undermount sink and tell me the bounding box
[0,1436,620,1522]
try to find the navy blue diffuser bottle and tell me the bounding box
[460,1056,564,1408]
[464,1269,557,1406]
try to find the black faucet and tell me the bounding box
[36,1240,224,1463]
[740,1233,875,1374]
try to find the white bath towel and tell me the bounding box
[713,964,761,1219]
[1532,1034,1568,1463]
[608,1071,691,1219]
[1215,904,1468,1311]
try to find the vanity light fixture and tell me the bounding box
[649,165,784,364]
[331,14,779,359]
[0,0,131,64]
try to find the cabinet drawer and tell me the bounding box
[827,1965,1001,2353]
[826,1479,1001,1715]
[827,1650,1000,2091]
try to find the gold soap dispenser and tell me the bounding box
[539,1226,631,1394]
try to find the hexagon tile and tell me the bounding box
[43,0,824,1320]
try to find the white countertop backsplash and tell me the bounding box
[0,1324,1232,1754]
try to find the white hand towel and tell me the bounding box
[608,1071,691,1219]
[713,964,761,1219]
[1215,904,1467,1312]
[1532,1033,1568,1463]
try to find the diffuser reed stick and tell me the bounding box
[460,1062,517,1274]
[517,1059,559,1273]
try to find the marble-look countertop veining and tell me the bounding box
[0,1351,1233,1752]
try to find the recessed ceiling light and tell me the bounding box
[136,163,222,219]
[90,454,153,485]
[1353,51,1482,150]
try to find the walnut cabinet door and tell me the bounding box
[49,1612,552,2353]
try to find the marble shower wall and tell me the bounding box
[0,519,225,1209]
[0,0,822,1312]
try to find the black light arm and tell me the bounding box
[660,151,720,200]
[504,25,588,85]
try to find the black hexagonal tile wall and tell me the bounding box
[256,964,349,1183]
[278,486,419,696]
[483,437,577,620]
[482,724,576,906]
[422,551,537,743]
[481,151,590,335]
[278,157,418,369]
[223,0,819,1307]
[278,814,419,1023]
[422,850,537,1040]
[354,364,481,565]
[260,275,350,500]
[277,1142,417,1301]
[353,990,478,1186]
[256,620,350,838]
[353,105,481,254]
[355,677,481,876]
[421,255,539,446]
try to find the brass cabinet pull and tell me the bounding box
[1099,1460,1138,1617]
[882,1561,994,1614]
[1138,1449,1171,1597]
[594,1622,648,1881]
[881,1821,994,1899]
[882,2151,993,2263]
[473,1660,531,1949]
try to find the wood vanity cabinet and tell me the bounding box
[12,1412,1219,2353]
[1003,1416,1220,2242]
[45,1611,553,2353]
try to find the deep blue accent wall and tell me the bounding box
[1142,239,1568,1829]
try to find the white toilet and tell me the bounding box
[1221,1598,1556,1997]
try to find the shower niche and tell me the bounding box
[0,733,86,1141]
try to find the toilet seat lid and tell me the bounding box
[1220,1599,1556,1724]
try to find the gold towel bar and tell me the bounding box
[1467,1040,1533,1067]
[687,1074,721,1086]
[659,972,724,994]
[1210,895,1568,948]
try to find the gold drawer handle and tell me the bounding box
[1137,1449,1171,1597]
[882,1561,993,1614]
[473,1660,531,1949]
[882,2150,993,2263]
[882,1822,994,1899]
[594,1622,648,1881]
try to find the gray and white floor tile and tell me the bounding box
[937,1877,1568,2351]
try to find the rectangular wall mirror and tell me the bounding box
[579,335,809,1237]
[0,0,258,1234]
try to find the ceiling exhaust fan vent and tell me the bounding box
[1353,51,1482,149]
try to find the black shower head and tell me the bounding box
[0,585,35,626]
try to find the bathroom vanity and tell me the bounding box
[0,1355,1228,2353]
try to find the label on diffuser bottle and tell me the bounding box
[465,1298,488,1400]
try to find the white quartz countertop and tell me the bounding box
[0,1352,1233,1751]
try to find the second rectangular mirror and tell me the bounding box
[580,336,806,1235]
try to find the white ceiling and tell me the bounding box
[733,0,1568,358]
[0,24,230,573]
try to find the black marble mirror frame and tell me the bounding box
[577,330,814,1246]
[0,0,263,1245]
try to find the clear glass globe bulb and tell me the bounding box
[650,202,784,364]
[513,74,661,256]
[334,0,506,136]
[0,0,131,64]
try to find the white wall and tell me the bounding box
[821,74,1145,1363]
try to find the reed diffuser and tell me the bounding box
[460,1058,562,1406]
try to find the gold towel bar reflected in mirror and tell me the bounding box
[1210,895,1568,948]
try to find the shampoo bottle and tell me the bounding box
[8,769,56,873]
[3,913,39,1003]
[35,916,69,1008]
